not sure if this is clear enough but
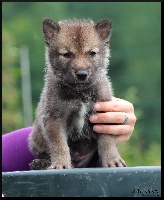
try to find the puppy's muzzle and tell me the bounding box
[76,70,88,81]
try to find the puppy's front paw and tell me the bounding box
[101,155,127,167]
[47,162,72,169]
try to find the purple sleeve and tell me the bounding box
[2,127,36,172]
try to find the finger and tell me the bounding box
[115,134,132,145]
[94,99,134,114]
[93,124,134,136]
[90,112,136,125]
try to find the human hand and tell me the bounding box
[89,96,137,144]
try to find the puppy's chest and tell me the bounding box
[76,102,89,131]
[67,101,94,140]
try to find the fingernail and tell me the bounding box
[90,115,98,122]
[94,103,101,110]
[93,125,102,132]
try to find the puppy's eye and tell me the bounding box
[88,51,96,57]
[62,52,71,58]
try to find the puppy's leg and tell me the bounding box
[44,117,72,169]
[98,134,126,167]
[28,121,48,157]
[96,78,127,167]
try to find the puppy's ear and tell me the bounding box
[42,18,60,45]
[95,19,112,41]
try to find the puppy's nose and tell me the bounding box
[76,70,88,81]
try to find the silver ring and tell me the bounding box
[122,112,128,124]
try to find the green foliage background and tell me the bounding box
[2,2,161,166]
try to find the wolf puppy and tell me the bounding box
[28,18,126,170]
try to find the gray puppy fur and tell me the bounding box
[28,18,126,170]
